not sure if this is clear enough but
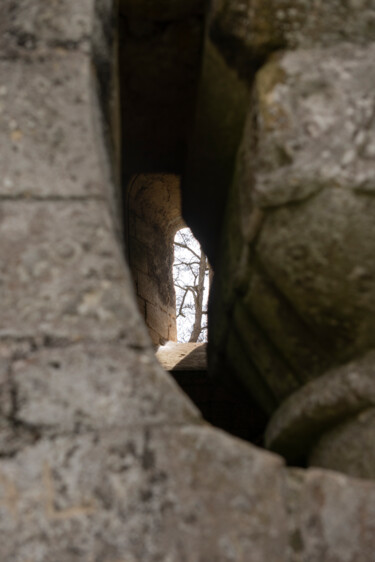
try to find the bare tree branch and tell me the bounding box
[174,228,211,343]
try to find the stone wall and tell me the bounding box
[126,174,182,345]
[1,0,375,560]
[208,0,375,476]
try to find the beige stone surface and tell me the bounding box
[285,468,375,562]
[156,342,207,371]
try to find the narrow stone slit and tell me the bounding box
[119,6,267,446]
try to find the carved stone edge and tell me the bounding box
[265,350,375,463]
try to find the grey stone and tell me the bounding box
[0,53,111,199]
[250,45,375,207]
[0,0,95,55]
[208,10,375,487]
[0,425,287,561]
[209,0,375,70]
[265,351,375,465]
[5,342,200,437]
[309,408,375,480]
[257,188,375,364]
[0,200,148,346]
[285,468,375,562]
[210,164,375,416]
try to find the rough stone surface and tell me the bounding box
[0,54,110,198]
[207,0,375,491]
[0,200,146,345]
[285,468,375,562]
[6,343,200,435]
[309,408,375,480]
[265,351,375,464]
[127,174,182,346]
[210,0,375,70]
[157,342,207,371]
[0,425,289,562]
[0,0,94,54]
[252,45,375,207]
[257,189,375,364]
[3,0,375,559]
[210,43,375,415]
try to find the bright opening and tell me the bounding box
[173,227,211,343]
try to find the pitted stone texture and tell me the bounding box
[265,351,375,464]
[286,468,375,562]
[251,45,375,207]
[0,426,287,561]
[212,163,375,417]
[7,342,200,435]
[210,0,375,69]
[0,200,148,345]
[210,45,375,417]
[0,53,111,198]
[120,0,205,19]
[309,408,375,480]
[0,0,94,55]
[257,189,375,363]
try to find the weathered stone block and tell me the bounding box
[0,200,147,345]
[0,53,110,198]
[210,44,375,424]
[137,271,159,306]
[286,468,375,561]
[0,0,94,55]
[251,45,375,207]
[309,408,375,480]
[266,351,375,464]
[146,302,170,340]
[0,425,287,561]
[6,342,200,435]
[129,237,149,275]
[257,188,375,363]
[210,0,375,70]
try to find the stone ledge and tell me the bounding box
[156,342,207,371]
